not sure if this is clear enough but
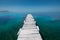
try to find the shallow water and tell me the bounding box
[0,12,60,40]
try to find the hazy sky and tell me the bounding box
[0,0,60,12]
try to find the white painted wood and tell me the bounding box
[17,14,42,40]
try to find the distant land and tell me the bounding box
[0,10,9,12]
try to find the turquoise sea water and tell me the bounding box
[0,12,60,40]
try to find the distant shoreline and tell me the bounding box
[0,10,9,12]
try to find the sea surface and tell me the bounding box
[0,12,60,40]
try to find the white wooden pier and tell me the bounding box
[17,14,42,40]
